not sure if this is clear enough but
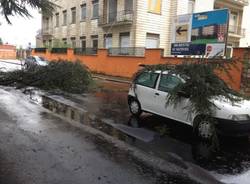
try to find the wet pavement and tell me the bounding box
[1,62,250,183]
[0,87,157,184]
[57,78,250,184]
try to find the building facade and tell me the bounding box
[39,0,248,56]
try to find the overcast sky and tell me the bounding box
[0,8,41,48]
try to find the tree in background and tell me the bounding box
[0,0,56,24]
[0,38,3,45]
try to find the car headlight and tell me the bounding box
[231,114,250,121]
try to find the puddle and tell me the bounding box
[26,86,250,184]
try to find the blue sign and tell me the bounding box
[192,9,229,29]
[171,43,206,55]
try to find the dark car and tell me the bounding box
[24,56,48,68]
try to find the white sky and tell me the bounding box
[0,8,41,48]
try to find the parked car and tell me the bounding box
[24,56,48,68]
[128,70,250,139]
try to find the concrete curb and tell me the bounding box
[93,75,131,84]
[41,94,223,184]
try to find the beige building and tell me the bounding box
[40,0,248,56]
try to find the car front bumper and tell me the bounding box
[216,118,250,136]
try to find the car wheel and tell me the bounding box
[196,118,217,140]
[129,99,142,116]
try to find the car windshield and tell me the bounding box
[36,57,45,61]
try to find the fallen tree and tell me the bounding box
[0,60,93,94]
[133,61,246,117]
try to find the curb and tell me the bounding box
[41,94,223,184]
[93,75,131,84]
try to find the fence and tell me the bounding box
[51,48,68,54]
[108,47,145,57]
[74,48,97,55]
[34,48,47,53]
[32,48,247,92]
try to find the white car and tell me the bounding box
[128,70,250,139]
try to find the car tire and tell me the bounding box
[128,99,142,117]
[195,117,217,141]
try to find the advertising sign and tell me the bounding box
[171,9,229,57]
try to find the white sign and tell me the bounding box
[205,43,225,58]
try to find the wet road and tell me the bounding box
[2,60,250,183]
[0,88,154,184]
[80,79,250,184]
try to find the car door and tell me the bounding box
[155,74,192,125]
[134,72,159,113]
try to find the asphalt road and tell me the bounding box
[0,88,154,184]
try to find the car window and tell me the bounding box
[135,72,159,88]
[38,57,45,61]
[30,57,35,61]
[158,74,182,92]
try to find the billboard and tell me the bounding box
[171,9,229,57]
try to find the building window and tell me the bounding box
[146,33,160,48]
[62,38,67,46]
[71,37,76,48]
[125,0,133,11]
[91,35,98,50]
[71,7,76,24]
[80,36,86,48]
[55,13,59,27]
[229,12,238,33]
[92,0,99,19]
[120,32,130,48]
[104,34,112,49]
[63,10,67,25]
[148,0,161,14]
[81,4,87,21]
[43,17,49,31]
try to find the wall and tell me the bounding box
[0,45,16,59]
[32,48,248,92]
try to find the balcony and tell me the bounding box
[218,0,249,5]
[74,48,98,55]
[98,10,133,27]
[232,0,249,5]
[41,28,53,39]
[228,25,246,37]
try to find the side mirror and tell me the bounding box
[177,91,189,98]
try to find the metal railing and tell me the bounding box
[98,10,133,26]
[108,47,145,57]
[228,25,246,37]
[74,48,98,55]
[41,28,52,35]
[34,48,47,53]
[231,0,249,5]
[51,48,68,54]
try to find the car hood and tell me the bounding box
[213,96,250,118]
